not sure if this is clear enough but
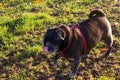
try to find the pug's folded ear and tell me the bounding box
[57,30,65,40]
[60,33,65,40]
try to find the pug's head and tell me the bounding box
[43,28,65,53]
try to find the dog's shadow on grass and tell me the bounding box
[47,57,109,80]
[36,56,103,80]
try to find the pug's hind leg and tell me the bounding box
[103,34,113,58]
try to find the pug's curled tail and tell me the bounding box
[89,9,106,18]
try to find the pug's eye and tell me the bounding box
[56,37,60,40]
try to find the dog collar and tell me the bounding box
[60,25,87,59]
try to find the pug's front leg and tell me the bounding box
[54,53,61,67]
[69,58,81,78]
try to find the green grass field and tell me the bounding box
[0,0,120,80]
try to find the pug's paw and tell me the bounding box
[54,62,59,68]
[68,72,77,78]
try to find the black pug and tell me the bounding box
[43,9,113,78]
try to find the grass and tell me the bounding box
[0,0,120,80]
[98,76,115,80]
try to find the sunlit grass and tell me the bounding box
[98,76,115,80]
[0,0,119,80]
